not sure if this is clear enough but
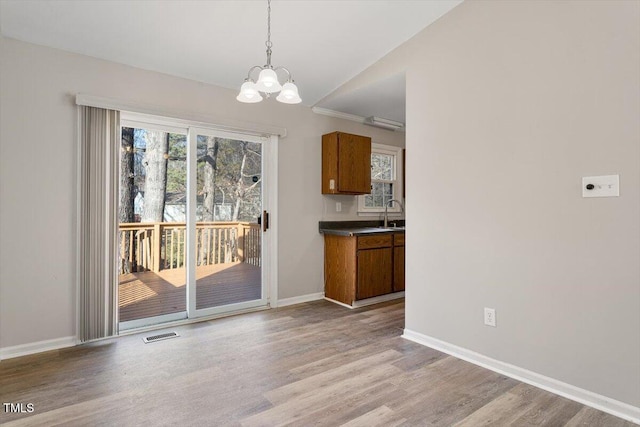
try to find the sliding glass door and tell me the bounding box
[117,117,270,329]
[188,129,267,317]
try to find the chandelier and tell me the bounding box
[236,0,302,104]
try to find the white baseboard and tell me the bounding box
[0,336,77,361]
[324,297,355,309]
[402,329,640,425]
[325,292,406,309]
[352,292,405,308]
[277,292,325,308]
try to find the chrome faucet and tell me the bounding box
[384,199,404,228]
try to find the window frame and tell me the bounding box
[357,143,404,215]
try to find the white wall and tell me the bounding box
[0,36,404,351]
[322,0,640,412]
[404,0,639,409]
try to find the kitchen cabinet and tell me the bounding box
[356,235,393,299]
[393,233,405,292]
[324,231,404,307]
[322,131,371,195]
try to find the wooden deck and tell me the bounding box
[118,262,261,322]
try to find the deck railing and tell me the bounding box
[118,221,261,274]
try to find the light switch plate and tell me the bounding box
[582,175,619,198]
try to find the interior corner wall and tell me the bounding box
[404,0,640,407]
[0,35,404,352]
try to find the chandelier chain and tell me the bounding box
[266,0,272,49]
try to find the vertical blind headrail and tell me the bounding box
[75,94,287,139]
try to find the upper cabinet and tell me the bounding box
[322,132,371,195]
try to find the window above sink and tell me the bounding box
[358,143,404,215]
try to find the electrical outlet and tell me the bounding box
[484,308,496,327]
[336,202,342,212]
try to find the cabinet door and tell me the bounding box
[393,246,405,292]
[357,248,392,300]
[324,235,357,305]
[338,133,371,193]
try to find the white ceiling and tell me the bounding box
[315,72,406,123]
[0,0,462,121]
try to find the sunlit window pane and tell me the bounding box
[365,182,395,208]
[359,145,401,213]
[371,153,393,180]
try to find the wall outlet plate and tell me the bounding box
[582,175,619,198]
[484,307,496,327]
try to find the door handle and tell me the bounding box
[262,210,269,232]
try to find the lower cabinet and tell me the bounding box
[357,246,392,299]
[324,232,404,306]
[393,234,405,292]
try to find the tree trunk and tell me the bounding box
[232,142,249,222]
[119,127,135,273]
[202,137,218,221]
[199,137,218,265]
[141,130,169,223]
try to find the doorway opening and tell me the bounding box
[117,114,272,330]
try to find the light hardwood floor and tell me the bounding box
[0,300,634,426]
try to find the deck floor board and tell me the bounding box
[118,262,261,322]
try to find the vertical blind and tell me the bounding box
[78,106,120,342]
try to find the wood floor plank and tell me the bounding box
[339,405,406,427]
[289,338,403,379]
[453,383,552,426]
[265,349,403,405]
[384,358,518,425]
[293,382,406,427]
[241,363,404,426]
[509,391,584,426]
[566,406,637,427]
[1,300,635,427]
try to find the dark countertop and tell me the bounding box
[319,220,405,237]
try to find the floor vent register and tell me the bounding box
[143,332,179,343]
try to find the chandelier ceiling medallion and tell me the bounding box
[236,0,302,104]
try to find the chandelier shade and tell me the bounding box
[254,68,282,93]
[237,0,301,104]
[236,81,263,103]
[276,82,302,104]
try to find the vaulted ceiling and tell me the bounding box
[0,0,462,122]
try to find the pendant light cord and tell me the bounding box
[265,0,273,67]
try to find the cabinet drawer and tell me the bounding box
[357,234,392,250]
[394,233,405,246]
